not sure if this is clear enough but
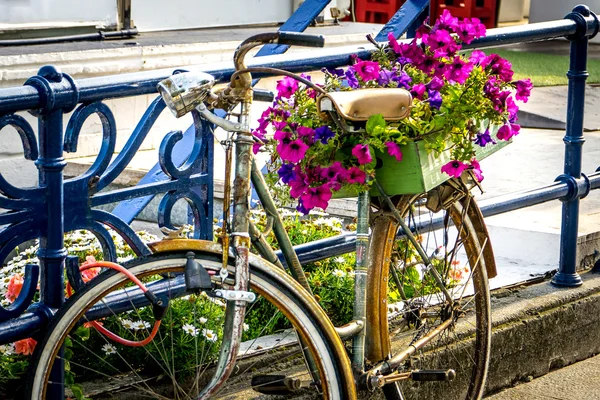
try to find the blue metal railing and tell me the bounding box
[0,2,599,395]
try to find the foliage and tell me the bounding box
[253,11,532,214]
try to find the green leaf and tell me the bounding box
[366,114,386,135]
[70,384,85,400]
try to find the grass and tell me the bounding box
[484,48,600,86]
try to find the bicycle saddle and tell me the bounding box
[317,88,412,122]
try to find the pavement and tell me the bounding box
[485,354,600,400]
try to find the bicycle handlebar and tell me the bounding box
[277,32,325,48]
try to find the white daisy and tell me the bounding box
[120,319,134,329]
[198,317,208,325]
[182,324,199,337]
[102,344,117,355]
[332,269,346,278]
[0,344,14,355]
[132,320,151,330]
[202,329,218,342]
[243,323,249,332]
[334,257,346,264]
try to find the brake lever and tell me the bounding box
[195,103,247,133]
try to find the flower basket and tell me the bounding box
[333,126,510,198]
[253,10,532,214]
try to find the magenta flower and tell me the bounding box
[505,96,519,123]
[467,17,487,38]
[297,126,315,144]
[272,120,287,131]
[352,144,372,165]
[385,142,403,162]
[301,184,332,210]
[276,76,298,99]
[426,76,444,92]
[515,78,533,102]
[417,56,436,76]
[320,161,345,182]
[497,123,521,141]
[289,169,308,198]
[432,60,447,78]
[470,159,484,182]
[354,61,381,81]
[387,32,401,53]
[346,166,367,184]
[456,21,478,44]
[435,10,460,32]
[444,58,474,84]
[274,130,292,155]
[411,83,426,100]
[484,76,500,98]
[474,129,496,147]
[314,125,335,144]
[426,29,456,58]
[441,160,468,178]
[485,54,514,82]
[280,139,309,163]
[470,50,487,65]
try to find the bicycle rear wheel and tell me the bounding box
[367,184,493,400]
[26,243,355,399]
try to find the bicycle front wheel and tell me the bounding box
[26,243,355,399]
[367,185,493,400]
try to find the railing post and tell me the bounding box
[552,5,595,287]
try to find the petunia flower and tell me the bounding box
[378,69,398,86]
[426,29,457,58]
[474,129,496,147]
[289,170,308,198]
[320,162,345,182]
[314,125,335,144]
[426,76,444,91]
[428,89,443,109]
[354,61,381,81]
[274,130,293,156]
[514,78,533,102]
[351,144,373,165]
[411,83,426,100]
[276,76,298,99]
[279,139,309,163]
[297,126,315,144]
[470,159,484,182]
[346,166,367,184]
[345,67,359,88]
[505,96,519,123]
[470,50,487,65]
[497,123,521,141]
[456,21,478,44]
[441,160,468,178]
[324,67,345,77]
[385,142,403,161]
[301,184,332,210]
[387,31,401,53]
[296,198,310,215]
[396,71,412,89]
[278,163,295,184]
[435,9,460,32]
[444,58,474,84]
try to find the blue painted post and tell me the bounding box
[552,5,595,288]
[374,0,429,42]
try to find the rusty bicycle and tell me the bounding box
[26,31,493,400]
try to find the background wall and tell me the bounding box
[0,0,117,26]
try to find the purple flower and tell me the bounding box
[514,78,533,103]
[278,163,295,184]
[470,50,487,65]
[352,144,372,165]
[296,199,310,215]
[484,76,501,99]
[345,67,359,89]
[301,184,332,210]
[411,83,426,100]
[378,69,397,86]
[397,71,412,89]
[426,76,444,91]
[497,123,521,141]
[427,89,443,109]
[474,129,496,147]
[470,159,484,182]
[354,61,381,81]
[276,76,298,99]
[279,139,309,163]
[435,10,460,32]
[441,160,468,178]
[325,67,345,77]
[444,58,474,84]
[346,166,366,184]
[315,125,335,144]
[385,142,403,161]
[505,96,519,123]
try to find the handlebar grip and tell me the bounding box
[277,32,325,48]
[253,89,275,103]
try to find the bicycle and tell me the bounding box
[25,31,494,400]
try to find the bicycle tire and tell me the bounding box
[367,187,492,400]
[26,244,356,400]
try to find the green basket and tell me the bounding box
[333,129,511,198]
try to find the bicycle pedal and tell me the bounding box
[251,375,302,394]
[411,369,456,382]
[184,252,213,292]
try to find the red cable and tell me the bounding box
[67,261,162,347]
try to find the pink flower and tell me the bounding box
[276,76,298,99]
[385,142,403,162]
[297,126,315,144]
[353,61,380,81]
[497,123,521,141]
[301,185,332,210]
[505,96,519,123]
[467,17,487,37]
[410,83,427,100]
[352,144,372,165]
[485,54,514,82]
[444,58,474,84]
[5,273,24,302]
[441,160,468,178]
[274,130,293,155]
[426,29,456,57]
[14,338,37,356]
[470,50,487,65]
[515,78,533,103]
[289,169,308,198]
[470,159,484,182]
[387,32,401,53]
[435,10,460,32]
[279,139,309,163]
[346,166,367,184]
